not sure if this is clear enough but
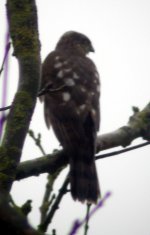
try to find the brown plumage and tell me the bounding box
[39,31,101,203]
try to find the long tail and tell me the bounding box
[69,151,100,203]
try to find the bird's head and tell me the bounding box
[55,31,94,56]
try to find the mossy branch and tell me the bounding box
[0,1,42,234]
[0,0,41,193]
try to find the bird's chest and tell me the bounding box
[44,55,100,120]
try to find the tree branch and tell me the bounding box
[0,192,43,235]
[96,103,150,152]
[0,0,41,192]
[0,1,41,234]
[16,150,68,180]
[16,99,150,181]
[16,140,150,181]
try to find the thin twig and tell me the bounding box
[38,84,66,96]
[69,192,111,235]
[28,129,53,222]
[38,174,69,233]
[28,131,65,224]
[96,141,150,160]
[84,203,91,235]
[40,167,63,224]
[0,84,66,111]
[28,130,46,155]
[0,42,11,76]
[0,33,10,140]
[28,130,66,227]
[0,105,12,111]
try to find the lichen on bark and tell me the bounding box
[0,0,41,193]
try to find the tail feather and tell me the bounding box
[70,154,100,203]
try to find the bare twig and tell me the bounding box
[69,192,111,235]
[0,30,10,139]
[28,130,67,230]
[40,167,63,224]
[0,105,11,111]
[0,42,11,76]
[28,130,46,156]
[84,203,91,235]
[0,84,66,112]
[38,84,66,96]
[96,141,150,160]
[38,174,69,233]
[28,129,51,223]
[28,130,65,225]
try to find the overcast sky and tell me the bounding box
[0,0,150,235]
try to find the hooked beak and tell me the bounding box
[90,44,95,52]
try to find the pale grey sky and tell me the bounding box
[0,1,150,235]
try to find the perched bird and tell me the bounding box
[39,31,101,203]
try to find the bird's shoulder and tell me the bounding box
[42,50,99,84]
